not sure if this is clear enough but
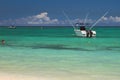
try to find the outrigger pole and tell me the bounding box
[89,11,109,30]
[63,11,76,30]
[84,13,89,24]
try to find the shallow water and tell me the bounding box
[0,26,120,80]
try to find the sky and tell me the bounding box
[0,0,120,26]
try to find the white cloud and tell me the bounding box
[67,16,120,26]
[0,12,59,25]
[35,12,50,21]
[0,13,120,26]
[18,12,59,25]
[60,18,95,26]
[102,16,120,23]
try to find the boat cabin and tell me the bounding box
[80,26,86,30]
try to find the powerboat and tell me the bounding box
[63,11,108,38]
[74,23,96,37]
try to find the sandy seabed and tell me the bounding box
[0,72,89,80]
[0,72,51,80]
[0,72,120,80]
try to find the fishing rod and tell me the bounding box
[63,11,76,30]
[84,13,89,25]
[89,11,109,30]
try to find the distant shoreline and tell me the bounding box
[0,26,120,28]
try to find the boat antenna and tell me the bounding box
[89,11,109,30]
[63,11,76,30]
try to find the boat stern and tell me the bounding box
[74,29,96,37]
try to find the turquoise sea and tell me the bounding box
[0,26,120,80]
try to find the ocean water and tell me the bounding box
[0,26,120,80]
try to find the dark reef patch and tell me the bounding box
[6,44,92,51]
[105,46,120,51]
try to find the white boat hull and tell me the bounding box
[74,29,96,37]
